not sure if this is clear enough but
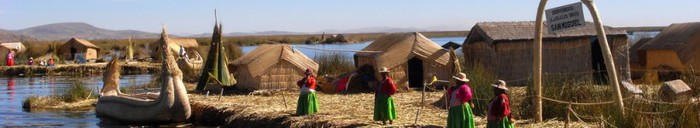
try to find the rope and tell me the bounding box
[568,106,596,121]
[505,77,532,83]
[599,116,619,128]
[569,107,619,128]
[540,96,616,106]
[624,107,681,115]
[629,97,692,105]
[293,45,381,53]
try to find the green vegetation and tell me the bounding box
[462,59,700,127]
[314,52,354,76]
[22,81,97,111]
[60,81,96,102]
[520,72,699,127]
[463,62,499,116]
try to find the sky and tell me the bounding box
[0,0,698,35]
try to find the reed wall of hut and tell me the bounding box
[0,42,26,63]
[58,38,100,60]
[232,44,319,90]
[633,22,700,81]
[355,32,452,91]
[150,38,199,61]
[462,22,630,85]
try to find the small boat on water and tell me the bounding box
[95,27,191,124]
[177,51,203,80]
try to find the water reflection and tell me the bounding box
[0,75,153,127]
[7,77,14,101]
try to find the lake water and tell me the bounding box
[241,37,467,58]
[0,75,153,127]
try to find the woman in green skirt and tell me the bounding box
[374,67,397,125]
[446,72,475,128]
[296,69,319,116]
[487,80,514,128]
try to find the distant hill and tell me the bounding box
[9,22,159,41]
[0,29,37,42]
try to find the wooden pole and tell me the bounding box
[533,0,548,122]
[565,104,571,128]
[282,90,288,109]
[218,88,224,101]
[414,82,427,125]
[581,0,625,116]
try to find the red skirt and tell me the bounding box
[6,59,14,66]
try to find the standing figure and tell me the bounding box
[6,50,15,66]
[179,46,188,60]
[487,80,514,128]
[28,57,34,65]
[374,67,397,125]
[446,72,475,128]
[296,69,319,115]
[48,58,55,66]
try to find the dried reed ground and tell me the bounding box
[190,86,594,127]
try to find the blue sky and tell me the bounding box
[1,0,698,35]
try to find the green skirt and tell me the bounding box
[447,103,475,128]
[296,92,319,115]
[373,94,397,121]
[487,117,514,128]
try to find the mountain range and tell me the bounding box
[1,22,161,41]
[0,22,468,42]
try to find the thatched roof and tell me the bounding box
[629,38,653,63]
[356,32,450,68]
[152,37,198,48]
[232,44,319,77]
[468,21,627,43]
[441,41,462,49]
[65,38,100,49]
[638,22,700,63]
[0,42,26,53]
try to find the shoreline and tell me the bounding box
[0,62,160,77]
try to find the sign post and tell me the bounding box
[533,1,625,123]
[545,2,585,32]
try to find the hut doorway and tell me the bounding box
[591,39,609,84]
[355,64,377,91]
[407,57,424,88]
[70,47,77,60]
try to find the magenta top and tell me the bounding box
[448,84,473,107]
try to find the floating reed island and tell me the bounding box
[187,89,594,127]
[0,62,160,76]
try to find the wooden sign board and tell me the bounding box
[546,2,585,32]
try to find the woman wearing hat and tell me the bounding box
[374,67,397,125]
[446,72,475,128]
[487,80,514,128]
[296,69,319,116]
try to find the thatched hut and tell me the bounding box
[231,44,319,90]
[629,37,653,79]
[462,21,630,85]
[0,42,26,63]
[354,32,451,90]
[634,22,700,81]
[58,38,100,60]
[150,37,198,61]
